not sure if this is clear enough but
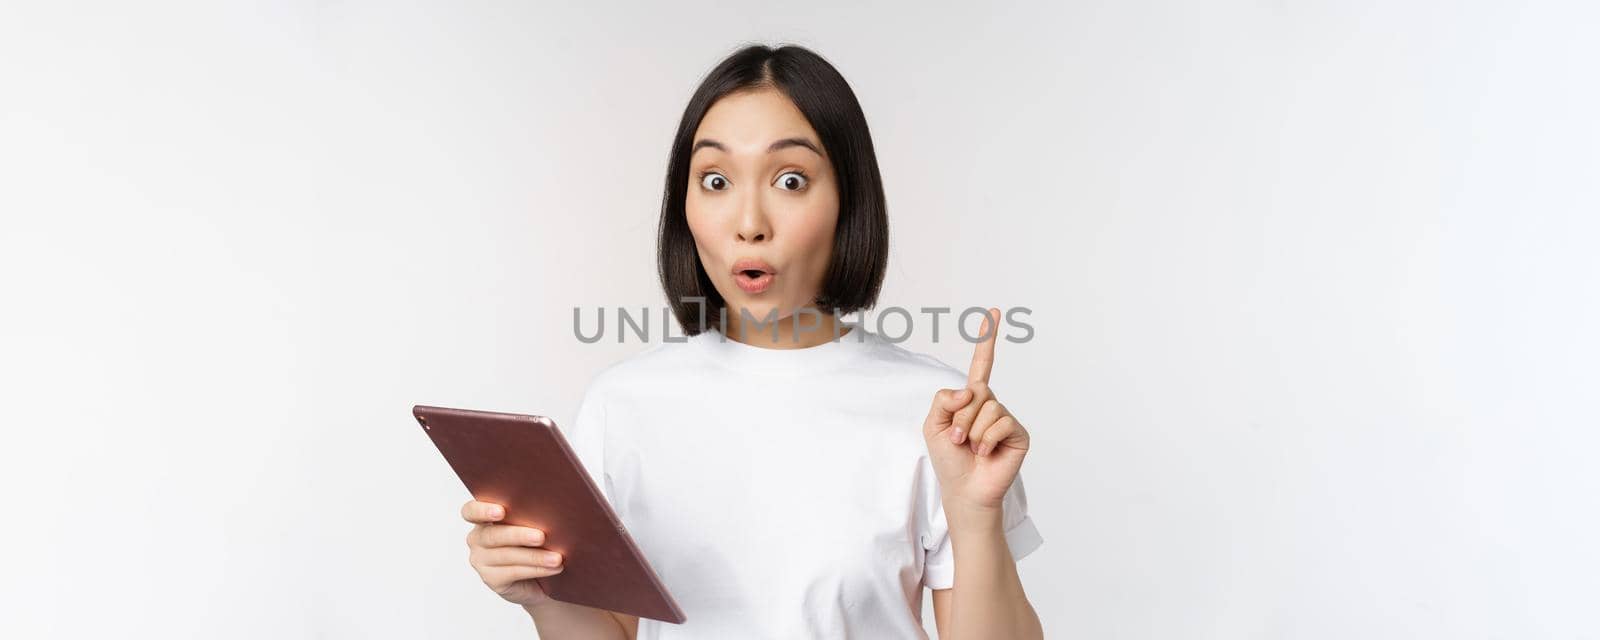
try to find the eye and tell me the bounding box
[699,171,729,191]
[774,171,808,192]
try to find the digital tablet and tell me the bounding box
[411,405,686,624]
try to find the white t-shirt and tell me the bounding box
[561,325,1042,639]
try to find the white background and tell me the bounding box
[2,1,1596,638]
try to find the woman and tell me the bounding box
[458,44,1045,639]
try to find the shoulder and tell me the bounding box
[579,335,705,399]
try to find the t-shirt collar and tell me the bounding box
[692,323,876,375]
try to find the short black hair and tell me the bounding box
[657,44,889,336]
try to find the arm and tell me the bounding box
[523,601,635,639]
[922,308,1044,639]
[929,505,1042,639]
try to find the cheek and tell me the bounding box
[792,212,836,253]
[684,192,719,246]
[777,199,839,270]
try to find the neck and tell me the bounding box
[722,307,850,349]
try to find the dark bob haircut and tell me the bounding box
[657,44,889,336]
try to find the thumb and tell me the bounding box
[924,387,971,437]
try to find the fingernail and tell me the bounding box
[491,506,504,518]
[978,442,992,456]
[951,428,964,444]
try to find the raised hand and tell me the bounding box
[922,307,1032,512]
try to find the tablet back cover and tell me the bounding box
[412,405,686,624]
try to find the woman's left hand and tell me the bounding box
[922,307,1031,513]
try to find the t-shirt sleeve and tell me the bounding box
[919,468,1043,590]
[561,382,614,505]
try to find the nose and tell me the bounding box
[735,196,771,244]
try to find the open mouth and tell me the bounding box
[734,270,774,292]
[732,262,775,294]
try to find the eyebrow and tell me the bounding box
[691,137,824,158]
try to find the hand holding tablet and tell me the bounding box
[413,405,686,624]
[461,498,565,610]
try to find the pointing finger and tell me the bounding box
[968,307,999,385]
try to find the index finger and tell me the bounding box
[968,307,999,385]
[461,500,505,524]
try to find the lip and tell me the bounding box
[731,258,776,275]
[731,258,777,294]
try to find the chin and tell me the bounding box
[728,300,785,325]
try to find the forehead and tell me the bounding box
[693,87,820,150]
